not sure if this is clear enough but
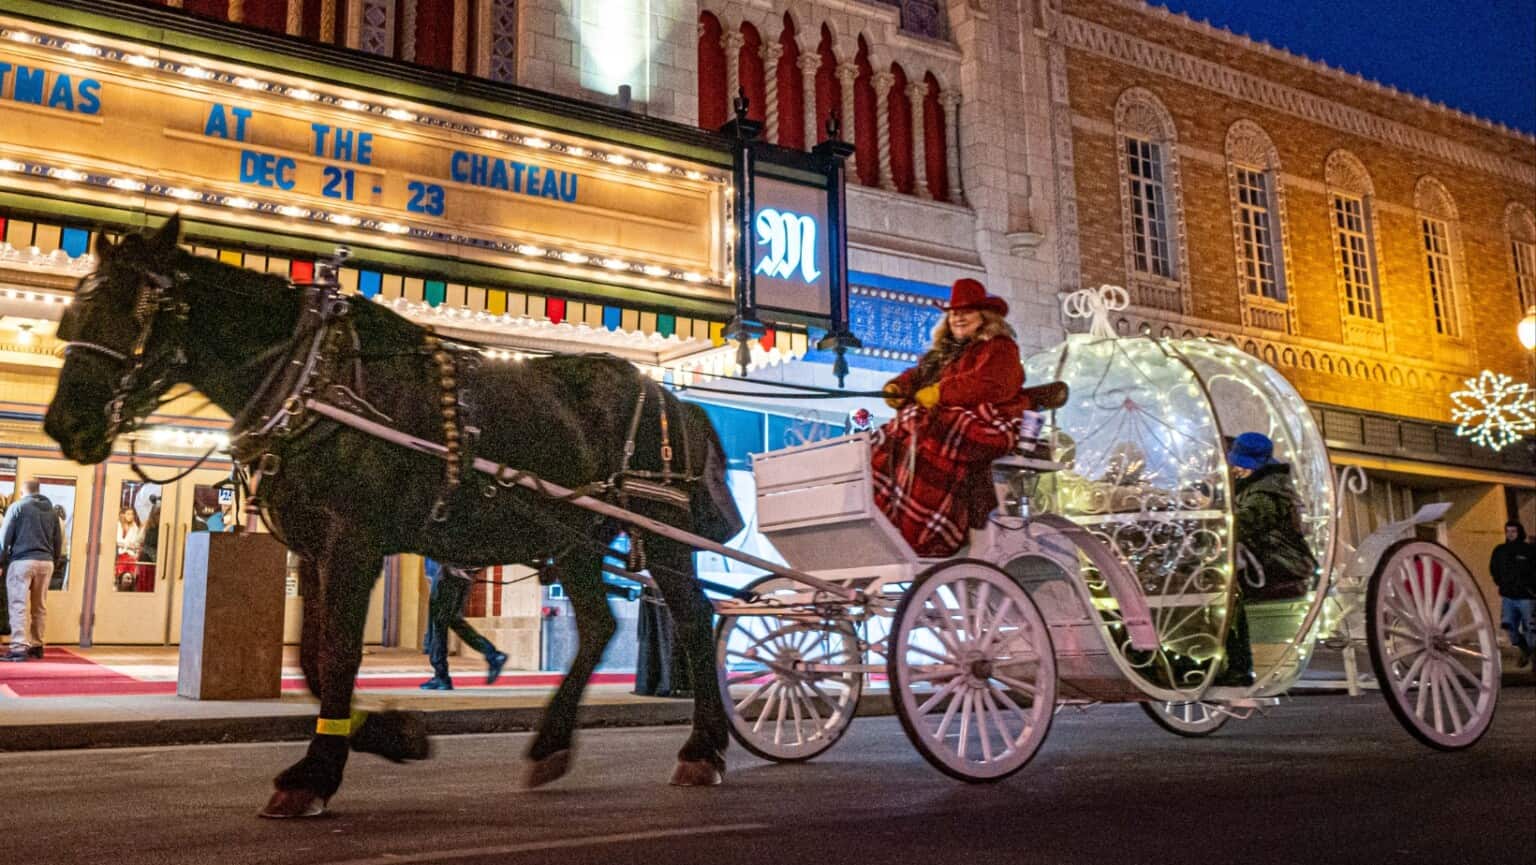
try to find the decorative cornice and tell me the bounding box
[1057,13,1536,187]
[1100,0,1536,146]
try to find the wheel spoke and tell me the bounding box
[991,672,1041,698]
[906,639,959,666]
[908,664,964,683]
[957,690,974,759]
[1385,641,1427,666]
[751,682,781,734]
[981,689,1018,752]
[1402,651,1430,694]
[772,680,790,744]
[972,582,992,641]
[974,691,995,763]
[915,675,965,716]
[932,682,965,742]
[990,684,1035,740]
[732,678,774,713]
[1428,665,1445,733]
[1441,662,1478,719]
[977,597,1017,655]
[787,682,805,745]
[1446,644,1489,662]
[795,681,825,729]
[1437,592,1472,631]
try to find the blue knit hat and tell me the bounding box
[1227,432,1276,471]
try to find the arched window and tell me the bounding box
[1507,203,1536,311]
[853,37,877,187]
[814,26,838,144]
[1115,88,1188,312]
[922,73,948,202]
[1325,149,1385,330]
[887,63,914,194]
[776,15,804,149]
[1413,177,1464,338]
[1224,120,1291,332]
[697,12,728,131]
[738,23,766,123]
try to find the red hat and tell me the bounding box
[937,278,1008,316]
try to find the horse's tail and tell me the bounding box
[681,400,745,543]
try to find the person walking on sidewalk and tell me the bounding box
[1,480,65,662]
[1491,521,1536,668]
[420,559,508,690]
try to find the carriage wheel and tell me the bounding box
[888,560,1056,782]
[1366,540,1499,751]
[1140,701,1230,737]
[715,576,863,763]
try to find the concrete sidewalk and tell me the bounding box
[0,645,709,751]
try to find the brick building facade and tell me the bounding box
[1039,0,1535,581]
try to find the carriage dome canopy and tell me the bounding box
[1023,332,1334,695]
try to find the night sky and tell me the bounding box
[1154,0,1536,134]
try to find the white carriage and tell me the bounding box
[711,296,1502,781]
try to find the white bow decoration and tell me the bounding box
[1061,284,1130,338]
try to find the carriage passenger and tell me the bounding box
[1219,432,1318,687]
[871,279,1058,558]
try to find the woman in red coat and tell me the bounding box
[872,279,1031,557]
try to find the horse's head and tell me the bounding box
[45,215,190,464]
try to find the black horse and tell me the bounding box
[44,216,742,817]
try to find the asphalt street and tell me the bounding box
[8,689,1532,865]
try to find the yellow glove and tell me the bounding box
[883,382,904,409]
[915,384,941,409]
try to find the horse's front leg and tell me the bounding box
[524,548,615,788]
[260,544,386,818]
[649,539,728,786]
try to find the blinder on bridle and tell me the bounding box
[63,266,193,440]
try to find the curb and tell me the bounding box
[0,694,899,753]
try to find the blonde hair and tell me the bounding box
[930,309,1015,348]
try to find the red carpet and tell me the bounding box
[0,649,635,698]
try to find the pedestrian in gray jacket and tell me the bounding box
[2,480,65,661]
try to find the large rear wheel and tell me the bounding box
[715,576,863,762]
[1367,540,1499,750]
[888,560,1056,782]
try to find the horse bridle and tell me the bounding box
[63,268,192,442]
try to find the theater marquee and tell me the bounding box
[0,16,735,300]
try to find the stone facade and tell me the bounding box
[1044,0,1536,425]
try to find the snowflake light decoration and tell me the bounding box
[1450,370,1536,450]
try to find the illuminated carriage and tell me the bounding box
[713,287,1501,781]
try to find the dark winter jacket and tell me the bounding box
[1,493,65,569]
[1490,526,1536,600]
[1233,463,1317,600]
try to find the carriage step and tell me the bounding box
[1197,689,1281,707]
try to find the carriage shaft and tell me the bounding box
[305,400,859,602]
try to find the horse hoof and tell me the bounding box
[669,759,724,787]
[523,749,571,789]
[259,789,328,819]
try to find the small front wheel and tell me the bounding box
[1367,540,1499,751]
[1140,701,1229,737]
[888,560,1057,782]
[715,576,863,763]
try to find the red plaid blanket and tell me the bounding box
[871,402,1021,557]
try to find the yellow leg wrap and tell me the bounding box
[315,717,351,736]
